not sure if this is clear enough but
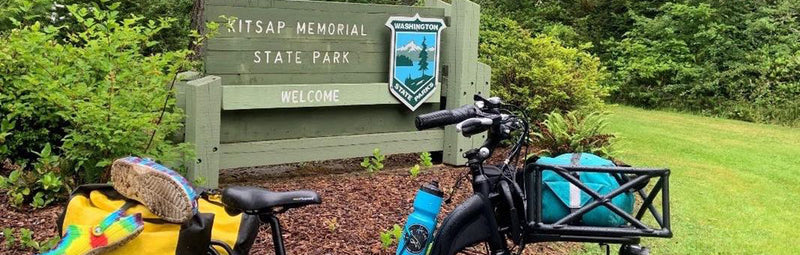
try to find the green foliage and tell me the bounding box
[0,1,199,191]
[1,0,194,53]
[419,152,433,168]
[479,0,800,126]
[360,148,385,174]
[608,1,800,126]
[475,0,667,58]
[479,13,610,121]
[1,227,58,252]
[192,176,208,187]
[531,111,616,158]
[379,224,403,250]
[2,228,14,248]
[409,164,421,178]
[324,217,338,233]
[0,0,53,31]
[0,144,68,208]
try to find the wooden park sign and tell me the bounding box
[177,0,491,187]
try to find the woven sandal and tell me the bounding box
[41,210,144,255]
[111,157,198,223]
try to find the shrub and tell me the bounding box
[0,2,195,190]
[0,0,53,32]
[531,111,616,158]
[1,0,194,53]
[608,1,800,126]
[0,144,70,208]
[479,13,610,121]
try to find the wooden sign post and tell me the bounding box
[178,0,490,187]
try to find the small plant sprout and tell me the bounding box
[391,224,403,241]
[409,164,421,178]
[361,148,385,174]
[1,228,54,252]
[379,224,404,250]
[379,230,393,250]
[419,152,433,167]
[19,228,37,250]
[324,218,338,233]
[39,236,60,253]
[3,228,15,249]
[193,176,208,187]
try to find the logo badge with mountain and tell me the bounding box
[386,14,446,111]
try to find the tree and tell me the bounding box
[418,37,429,75]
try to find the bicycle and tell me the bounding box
[209,95,672,255]
[414,95,672,255]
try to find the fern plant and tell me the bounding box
[531,111,617,158]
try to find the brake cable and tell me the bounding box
[444,169,470,204]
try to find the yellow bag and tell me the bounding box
[57,184,259,255]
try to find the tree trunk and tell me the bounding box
[189,0,206,60]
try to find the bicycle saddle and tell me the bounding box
[221,186,321,214]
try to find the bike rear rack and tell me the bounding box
[523,164,672,244]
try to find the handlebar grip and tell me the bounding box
[415,105,478,130]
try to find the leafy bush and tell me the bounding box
[608,1,800,126]
[0,144,69,208]
[531,111,616,158]
[479,13,610,121]
[0,0,54,32]
[1,0,194,53]
[0,2,195,191]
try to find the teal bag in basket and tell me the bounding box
[535,153,634,226]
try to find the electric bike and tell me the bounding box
[415,95,672,255]
[210,95,672,255]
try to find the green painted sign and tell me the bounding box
[181,0,490,188]
[386,14,446,111]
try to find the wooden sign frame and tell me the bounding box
[177,0,490,187]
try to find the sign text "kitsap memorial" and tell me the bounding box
[227,19,368,65]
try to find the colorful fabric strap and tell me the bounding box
[41,209,143,255]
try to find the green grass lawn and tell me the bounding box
[589,106,800,254]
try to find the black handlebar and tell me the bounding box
[415,105,478,130]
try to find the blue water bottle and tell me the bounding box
[397,181,444,255]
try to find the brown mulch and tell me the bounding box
[0,152,581,254]
[0,193,62,254]
[237,165,576,255]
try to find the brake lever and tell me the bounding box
[473,94,502,110]
[455,118,493,132]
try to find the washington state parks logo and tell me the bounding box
[386,14,446,111]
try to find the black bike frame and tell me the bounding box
[208,213,287,255]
